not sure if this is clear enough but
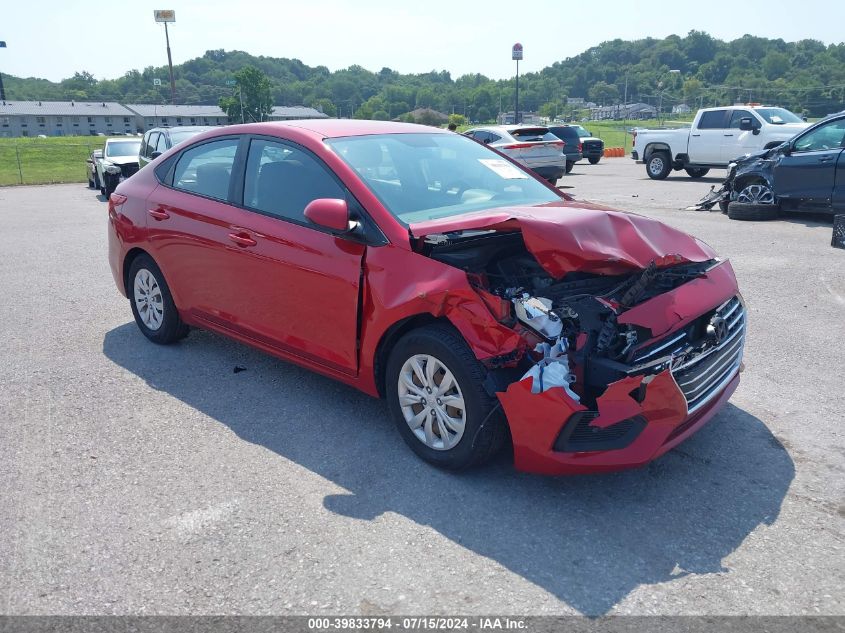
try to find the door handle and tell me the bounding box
[148,208,170,220]
[723,134,734,137]
[692,134,701,137]
[818,156,834,163]
[228,232,257,247]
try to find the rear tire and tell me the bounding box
[727,201,780,221]
[565,161,574,174]
[588,157,600,165]
[685,167,710,179]
[385,324,506,470]
[128,254,189,344]
[646,152,672,180]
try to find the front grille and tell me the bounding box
[671,296,745,415]
[583,140,603,151]
[120,163,139,178]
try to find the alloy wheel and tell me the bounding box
[737,183,775,205]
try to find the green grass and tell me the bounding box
[0,136,105,186]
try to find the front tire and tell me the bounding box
[685,167,710,179]
[128,254,189,344]
[386,324,506,470]
[646,152,672,180]
[565,161,574,174]
[727,202,780,221]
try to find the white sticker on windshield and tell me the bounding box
[478,158,529,179]
[770,115,783,123]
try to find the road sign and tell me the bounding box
[512,43,523,61]
[154,10,175,22]
[153,78,162,86]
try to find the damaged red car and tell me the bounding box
[107,120,746,475]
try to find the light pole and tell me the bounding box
[0,40,7,102]
[657,69,680,124]
[154,11,177,105]
[512,43,523,124]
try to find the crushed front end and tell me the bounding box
[413,209,745,474]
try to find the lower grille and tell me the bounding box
[671,296,745,415]
[554,412,646,453]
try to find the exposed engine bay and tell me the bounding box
[421,229,721,408]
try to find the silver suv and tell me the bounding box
[464,125,567,183]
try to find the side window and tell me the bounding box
[172,138,239,201]
[155,133,169,154]
[243,139,345,223]
[487,133,502,143]
[144,133,159,158]
[728,110,755,128]
[697,110,728,129]
[793,119,845,153]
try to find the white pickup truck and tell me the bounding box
[632,105,809,180]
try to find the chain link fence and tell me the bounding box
[0,142,104,186]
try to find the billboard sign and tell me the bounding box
[154,10,175,22]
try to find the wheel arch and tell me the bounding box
[122,247,150,295]
[643,142,672,161]
[733,172,774,197]
[373,313,446,398]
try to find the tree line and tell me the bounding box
[4,31,845,119]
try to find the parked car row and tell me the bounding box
[462,123,605,183]
[106,119,744,475]
[87,126,218,197]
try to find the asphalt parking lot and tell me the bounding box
[0,158,842,616]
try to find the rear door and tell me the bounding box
[688,110,728,164]
[773,117,845,211]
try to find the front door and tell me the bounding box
[773,118,845,211]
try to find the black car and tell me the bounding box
[722,112,845,220]
[570,124,605,164]
[546,125,584,173]
[138,126,217,168]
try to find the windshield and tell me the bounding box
[327,133,562,225]
[105,141,141,157]
[755,108,803,125]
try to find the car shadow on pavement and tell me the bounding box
[103,323,794,616]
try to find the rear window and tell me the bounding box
[511,127,551,141]
[548,127,580,142]
[697,110,728,129]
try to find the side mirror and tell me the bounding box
[86,159,93,164]
[782,143,792,156]
[304,198,350,232]
[150,151,162,159]
[739,117,754,131]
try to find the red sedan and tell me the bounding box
[107,120,745,475]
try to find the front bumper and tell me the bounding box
[497,261,743,475]
[631,150,639,161]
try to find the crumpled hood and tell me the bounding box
[102,155,139,166]
[409,201,716,278]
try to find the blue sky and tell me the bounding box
[2,0,844,82]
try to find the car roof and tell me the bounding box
[472,124,549,133]
[222,119,450,139]
[147,126,217,134]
